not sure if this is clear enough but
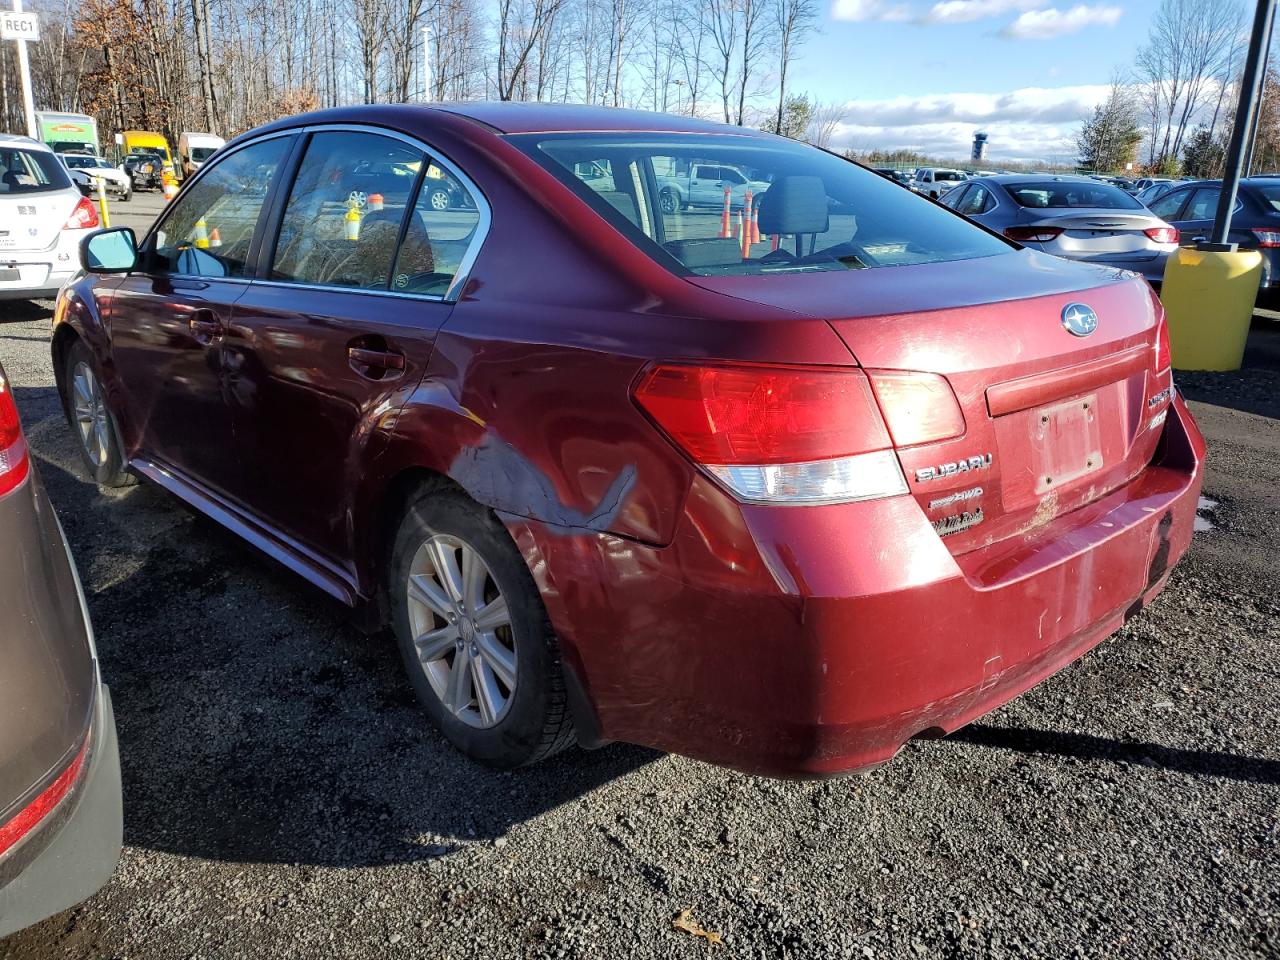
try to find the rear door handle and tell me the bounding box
[348,346,406,374]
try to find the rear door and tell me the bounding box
[224,128,487,563]
[105,133,294,498]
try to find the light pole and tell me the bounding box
[10,0,37,139]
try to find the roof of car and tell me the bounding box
[981,174,1103,184]
[432,102,767,137]
[0,133,49,150]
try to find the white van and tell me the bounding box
[178,132,225,179]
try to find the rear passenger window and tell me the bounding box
[150,136,288,277]
[389,164,482,297]
[270,131,424,289]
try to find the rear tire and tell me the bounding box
[428,187,451,212]
[659,187,680,214]
[389,488,576,768]
[63,341,134,488]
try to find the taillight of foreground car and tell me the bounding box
[0,737,88,858]
[0,373,30,497]
[634,363,922,504]
[63,196,99,231]
[1144,226,1180,244]
[1004,226,1064,243]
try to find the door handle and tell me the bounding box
[188,309,223,343]
[348,346,406,376]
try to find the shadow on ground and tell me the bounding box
[950,723,1280,787]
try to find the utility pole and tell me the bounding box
[11,0,36,139]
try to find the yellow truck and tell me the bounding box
[119,130,173,167]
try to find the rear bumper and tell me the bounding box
[0,684,121,937]
[510,393,1205,778]
[0,236,82,301]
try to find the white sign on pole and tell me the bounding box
[0,10,38,41]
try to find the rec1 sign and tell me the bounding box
[0,10,38,41]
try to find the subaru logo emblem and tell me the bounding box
[1061,302,1098,337]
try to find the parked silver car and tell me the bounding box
[0,362,121,936]
[942,174,1180,287]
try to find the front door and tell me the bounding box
[225,129,485,563]
[106,134,293,499]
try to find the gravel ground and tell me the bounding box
[0,235,1277,957]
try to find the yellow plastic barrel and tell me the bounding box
[1159,245,1262,371]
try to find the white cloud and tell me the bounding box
[828,84,1111,162]
[831,0,913,22]
[1002,4,1122,39]
[919,0,1044,25]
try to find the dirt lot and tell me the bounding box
[0,208,1276,958]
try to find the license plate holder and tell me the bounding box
[1030,393,1103,495]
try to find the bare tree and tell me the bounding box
[805,99,844,148]
[1136,0,1245,165]
[771,0,815,135]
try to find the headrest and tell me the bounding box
[758,176,829,235]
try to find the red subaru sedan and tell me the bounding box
[54,104,1203,777]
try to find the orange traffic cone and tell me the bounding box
[209,228,222,248]
[752,207,762,245]
[739,211,749,260]
[720,188,732,239]
[770,234,780,252]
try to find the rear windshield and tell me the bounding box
[1251,184,1280,212]
[0,147,72,194]
[935,170,965,182]
[513,133,1011,277]
[1006,181,1142,210]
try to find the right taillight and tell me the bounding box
[0,736,88,858]
[1144,226,1179,244]
[633,363,909,504]
[866,371,966,448]
[1155,309,1172,373]
[63,196,99,231]
[1004,225,1064,243]
[0,372,30,497]
[1251,228,1280,247]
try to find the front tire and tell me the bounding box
[659,187,680,214]
[389,488,576,768]
[63,341,134,488]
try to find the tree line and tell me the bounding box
[0,0,849,151]
[1077,0,1280,179]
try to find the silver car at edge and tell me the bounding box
[0,362,121,937]
[942,174,1180,288]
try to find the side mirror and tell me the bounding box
[80,227,138,274]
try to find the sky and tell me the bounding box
[790,0,1163,162]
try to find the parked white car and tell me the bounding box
[0,134,101,301]
[59,153,132,201]
[909,167,968,199]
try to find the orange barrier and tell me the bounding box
[752,207,761,245]
[720,188,732,238]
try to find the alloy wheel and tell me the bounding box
[430,189,451,211]
[71,361,111,469]
[406,534,517,728]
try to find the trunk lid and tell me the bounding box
[1027,210,1163,260]
[0,189,78,254]
[691,251,1173,555]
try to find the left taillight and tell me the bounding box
[63,196,99,230]
[0,372,30,497]
[632,362,910,504]
[1144,226,1180,245]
